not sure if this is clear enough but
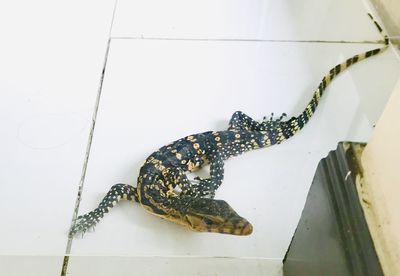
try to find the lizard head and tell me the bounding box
[183,198,253,235]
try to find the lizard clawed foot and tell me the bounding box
[188,177,216,198]
[69,209,103,237]
[262,112,287,122]
[278,112,287,121]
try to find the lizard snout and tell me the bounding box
[183,198,253,235]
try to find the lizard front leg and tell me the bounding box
[191,155,225,198]
[69,184,138,237]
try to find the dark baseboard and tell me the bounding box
[283,142,382,276]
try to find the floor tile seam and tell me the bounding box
[60,1,119,275]
[110,36,386,45]
[63,254,283,260]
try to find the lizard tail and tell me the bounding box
[284,13,389,136]
[69,184,138,237]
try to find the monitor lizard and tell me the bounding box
[70,14,389,236]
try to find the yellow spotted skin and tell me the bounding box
[69,15,388,237]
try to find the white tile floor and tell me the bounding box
[0,256,62,276]
[67,256,283,276]
[1,0,399,275]
[0,0,116,259]
[0,0,116,275]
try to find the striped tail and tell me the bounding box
[284,13,389,136]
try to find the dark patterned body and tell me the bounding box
[136,128,285,235]
[69,15,388,236]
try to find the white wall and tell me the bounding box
[370,0,400,36]
[362,79,400,276]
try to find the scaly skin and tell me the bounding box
[70,15,388,237]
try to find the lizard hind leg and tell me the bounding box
[182,197,253,235]
[228,110,287,132]
[228,111,263,131]
[69,183,138,237]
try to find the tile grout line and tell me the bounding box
[60,1,119,275]
[110,36,386,45]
